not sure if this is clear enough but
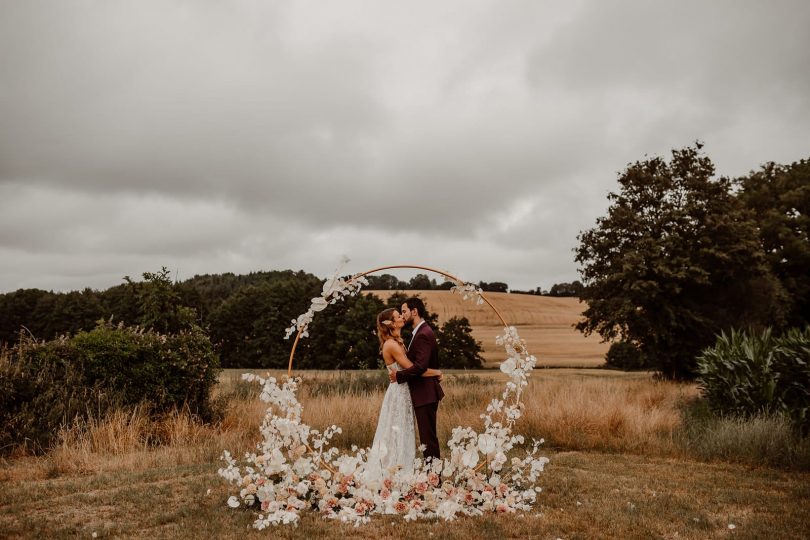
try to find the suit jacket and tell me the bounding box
[395,322,444,408]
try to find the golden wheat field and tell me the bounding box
[2,368,809,539]
[367,290,610,367]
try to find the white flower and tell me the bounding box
[499,358,517,375]
[437,500,462,521]
[728,524,736,530]
[227,496,240,508]
[461,447,479,468]
[477,434,497,455]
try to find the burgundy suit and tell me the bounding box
[395,322,444,460]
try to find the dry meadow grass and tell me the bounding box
[367,290,610,367]
[2,368,809,538]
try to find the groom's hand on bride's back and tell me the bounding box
[388,369,397,383]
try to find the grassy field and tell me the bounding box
[1,369,808,539]
[366,291,610,367]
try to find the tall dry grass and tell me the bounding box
[9,368,806,484]
[11,370,696,481]
[290,371,697,456]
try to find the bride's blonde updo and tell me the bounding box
[377,308,404,351]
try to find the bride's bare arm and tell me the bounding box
[384,341,442,378]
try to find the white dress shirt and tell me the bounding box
[408,320,426,350]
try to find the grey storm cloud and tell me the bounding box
[1,0,809,292]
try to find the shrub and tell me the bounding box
[438,317,484,369]
[605,341,646,370]
[697,327,810,433]
[0,322,221,455]
[0,341,114,455]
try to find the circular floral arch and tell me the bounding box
[218,259,549,528]
[284,263,513,377]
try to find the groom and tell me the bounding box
[388,297,444,461]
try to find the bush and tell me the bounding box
[605,341,646,370]
[0,342,114,455]
[0,322,221,455]
[697,327,810,434]
[438,317,484,369]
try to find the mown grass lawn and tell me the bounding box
[2,450,808,539]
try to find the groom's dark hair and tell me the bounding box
[404,297,428,319]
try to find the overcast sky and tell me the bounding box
[1,0,809,293]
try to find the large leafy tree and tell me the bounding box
[575,144,786,379]
[737,158,810,327]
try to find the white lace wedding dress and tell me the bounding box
[364,362,416,481]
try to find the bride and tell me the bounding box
[365,308,442,480]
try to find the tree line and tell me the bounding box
[0,268,484,370]
[366,273,581,296]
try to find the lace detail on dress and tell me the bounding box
[364,361,416,482]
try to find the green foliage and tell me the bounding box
[383,291,410,311]
[0,341,112,454]
[478,281,509,293]
[0,269,315,346]
[1,269,486,372]
[605,341,647,370]
[208,275,322,369]
[737,158,810,327]
[0,288,107,346]
[209,275,386,370]
[365,274,407,290]
[408,273,435,290]
[547,281,583,297]
[438,316,484,369]
[576,143,786,379]
[124,267,197,333]
[307,292,386,370]
[697,327,810,434]
[0,322,221,455]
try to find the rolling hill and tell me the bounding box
[366,290,609,368]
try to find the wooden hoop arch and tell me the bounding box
[286,265,512,377]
